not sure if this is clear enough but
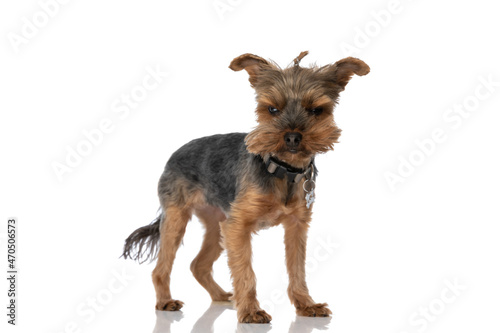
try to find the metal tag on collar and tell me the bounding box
[303,178,316,209]
[303,164,315,208]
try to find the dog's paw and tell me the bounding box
[238,309,272,323]
[296,303,332,317]
[212,291,233,302]
[155,299,184,311]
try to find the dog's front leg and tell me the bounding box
[221,219,272,323]
[283,218,332,317]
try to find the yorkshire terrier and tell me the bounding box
[122,51,369,323]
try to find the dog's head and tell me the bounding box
[230,51,369,168]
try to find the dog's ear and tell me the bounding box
[229,53,270,86]
[323,57,370,91]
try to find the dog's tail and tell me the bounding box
[121,213,162,264]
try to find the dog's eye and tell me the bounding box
[268,106,280,115]
[310,107,323,116]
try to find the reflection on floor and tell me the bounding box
[153,302,332,333]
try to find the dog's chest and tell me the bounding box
[256,199,308,230]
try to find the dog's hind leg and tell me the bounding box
[152,204,191,311]
[191,205,232,302]
[153,175,205,311]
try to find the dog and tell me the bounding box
[122,51,369,323]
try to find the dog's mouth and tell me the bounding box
[282,148,312,157]
[274,148,314,169]
[280,146,309,155]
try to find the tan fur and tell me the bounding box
[191,205,232,302]
[152,184,204,311]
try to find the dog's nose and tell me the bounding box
[284,132,302,148]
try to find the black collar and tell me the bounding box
[264,156,313,183]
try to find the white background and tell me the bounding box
[1,0,499,332]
